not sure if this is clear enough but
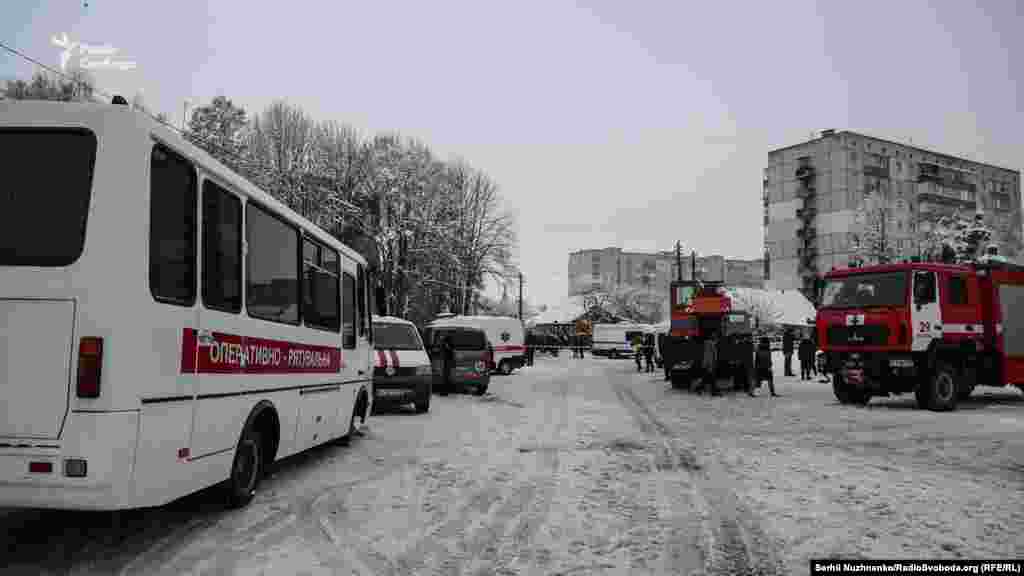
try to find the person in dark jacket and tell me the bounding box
[633,335,643,372]
[809,330,819,377]
[644,334,655,373]
[525,332,535,366]
[754,337,778,396]
[798,334,814,381]
[701,336,721,396]
[782,328,795,377]
[439,335,455,396]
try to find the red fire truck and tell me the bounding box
[817,260,1024,411]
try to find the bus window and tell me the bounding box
[342,272,356,349]
[0,129,97,267]
[246,204,299,324]
[201,180,242,313]
[150,145,197,306]
[302,238,340,332]
[356,264,366,337]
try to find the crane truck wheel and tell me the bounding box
[925,362,958,411]
[832,372,870,405]
[956,383,975,401]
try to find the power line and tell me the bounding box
[0,39,387,238]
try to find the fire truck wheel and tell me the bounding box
[956,383,975,401]
[926,363,957,411]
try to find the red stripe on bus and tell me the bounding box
[388,350,400,368]
[179,329,344,374]
[376,350,387,368]
[181,328,198,374]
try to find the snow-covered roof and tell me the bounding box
[373,315,416,326]
[725,287,817,326]
[765,289,817,326]
[525,295,588,326]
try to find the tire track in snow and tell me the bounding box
[612,379,784,576]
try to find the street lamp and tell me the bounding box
[182,98,193,131]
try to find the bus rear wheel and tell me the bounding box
[226,427,263,509]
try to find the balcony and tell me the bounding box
[863,165,889,179]
[917,163,940,183]
[796,184,817,199]
[795,165,816,180]
[796,206,817,222]
[796,226,817,241]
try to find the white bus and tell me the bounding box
[0,100,375,511]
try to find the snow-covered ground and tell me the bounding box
[0,352,1021,575]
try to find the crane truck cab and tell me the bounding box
[662,280,754,391]
[817,260,1024,411]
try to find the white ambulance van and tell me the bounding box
[425,315,525,375]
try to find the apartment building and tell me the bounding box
[764,129,1022,299]
[568,248,763,297]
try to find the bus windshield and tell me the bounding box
[821,271,908,309]
[0,129,97,266]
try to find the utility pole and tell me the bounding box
[675,241,683,282]
[518,272,524,321]
[691,251,697,283]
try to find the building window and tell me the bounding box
[150,145,197,306]
[850,151,858,162]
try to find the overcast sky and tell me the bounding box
[3,0,1021,307]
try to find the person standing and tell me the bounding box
[809,329,819,378]
[439,335,455,396]
[525,332,535,367]
[633,335,643,372]
[782,328,795,377]
[753,337,778,396]
[701,336,720,396]
[799,333,814,381]
[644,334,655,373]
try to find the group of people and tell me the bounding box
[781,327,820,381]
[687,335,779,397]
[631,333,658,373]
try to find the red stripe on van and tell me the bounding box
[376,350,387,368]
[493,345,525,353]
[179,329,343,374]
[388,350,400,367]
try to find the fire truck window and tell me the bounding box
[947,276,968,306]
[914,272,936,304]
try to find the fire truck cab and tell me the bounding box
[817,260,1024,411]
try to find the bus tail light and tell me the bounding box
[77,337,104,398]
[28,461,52,474]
